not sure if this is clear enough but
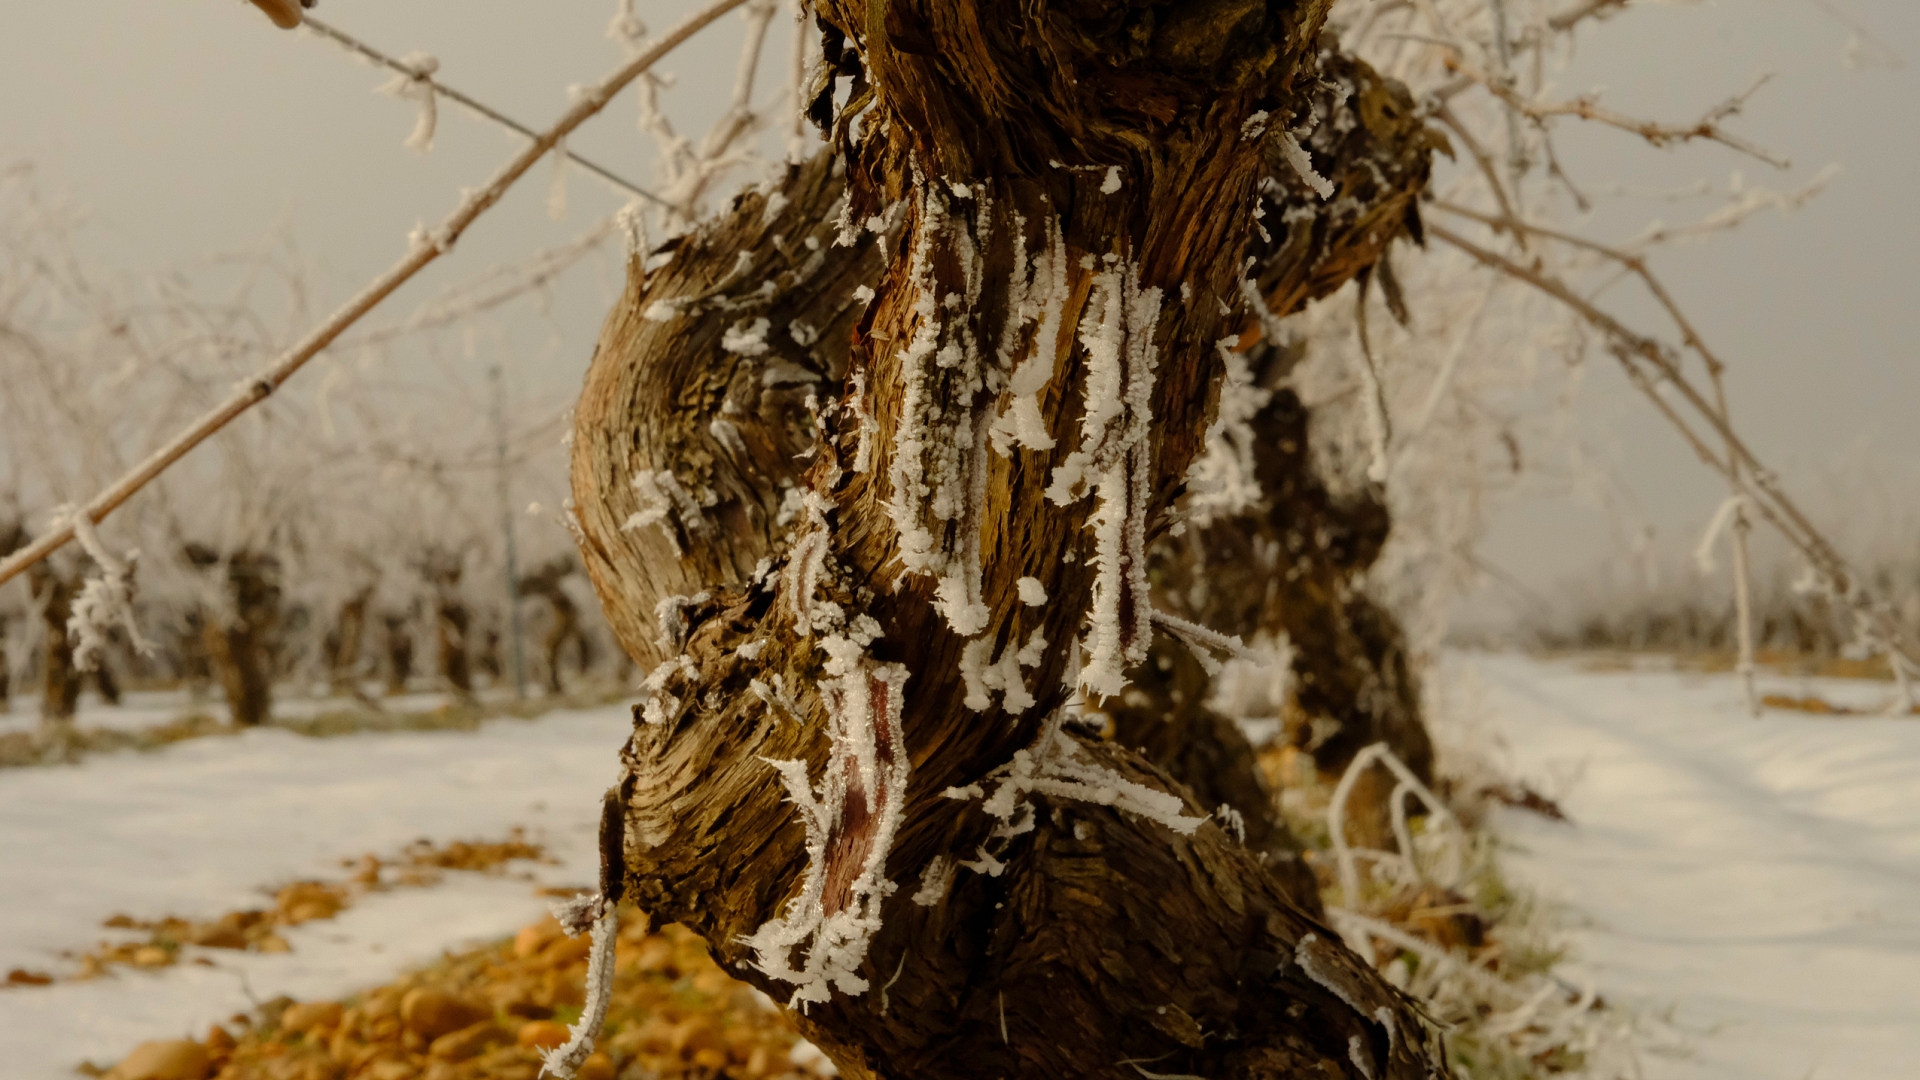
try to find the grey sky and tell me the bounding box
[2,1,1915,623]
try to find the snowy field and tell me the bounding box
[2,658,1916,1078]
[0,704,633,1078]
[1461,653,1920,1080]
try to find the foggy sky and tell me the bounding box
[2,0,1915,622]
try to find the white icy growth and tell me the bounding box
[377,52,440,155]
[652,592,709,652]
[957,629,1046,714]
[884,175,995,637]
[946,709,1203,876]
[1043,258,1163,699]
[742,660,911,1009]
[722,317,772,356]
[1100,166,1123,194]
[911,855,956,907]
[539,902,617,1079]
[1277,130,1334,200]
[1016,577,1048,606]
[1240,109,1271,141]
[988,214,1069,456]
[638,655,697,726]
[621,469,705,556]
[64,511,154,672]
[1183,336,1273,527]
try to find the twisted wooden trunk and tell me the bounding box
[570,4,1447,1076]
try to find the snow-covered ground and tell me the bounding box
[0,703,633,1078]
[1460,653,1920,1080]
[4,658,1915,1079]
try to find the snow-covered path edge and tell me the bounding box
[1455,653,1920,1080]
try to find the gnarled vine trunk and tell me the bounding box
[570,5,1445,1077]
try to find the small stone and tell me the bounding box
[279,1001,344,1035]
[400,987,487,1041]
[254,933,292,954]
[513,918,564,959]
[516,1020,570,1051]
[187,923,248,950]
[130,946,172,968]
[106,1040,211,1080]
[670,1018,726,1058]
[428,1019,507,1061]
[361,1058,416,1080]
[4,968,53,985]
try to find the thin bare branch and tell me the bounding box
[300,17,666,208]
[1428,220,1920,668]
[0,0,751,589]
[1444,52,1791,169]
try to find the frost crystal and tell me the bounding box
[945,709,1203,877]
[621,469,705,556]
[540,901,617,1079]
[911,855,956,907]
[1016,577,1048,606]
[64,511,154,671]
[1183,336,1272,526]
[743,663,912,1008]
[722,317,772,357]
[1043,259,1164,699]
[882,174,995,636]
[377,52,441,155]
[1278,130,1335,200]
[957,629,1045,714]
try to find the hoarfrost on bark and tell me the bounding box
[947,708,1204,870]
[1016,576,1047,606]
[743,662,912,1008]
[957,628,1045,714]
[621,469,705,556]
[1043,259,1163,699]
[911,855,956,907]
[1183,336,1273,527]
[722,316,772,356]
[883,175,995,637]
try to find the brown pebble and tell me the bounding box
[400,987,487,1041]
[106,1040,211,1080]
[428,1018,507,1061]
[130,947,172,969]
[516,1019,570,1051]
[576,1052,615,1080]
[513,918,564,959]
[254,933,291,954]
[278,1000,344,1034]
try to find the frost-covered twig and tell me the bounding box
[540,897,618,1079]
[1442,51,1791,169]
[62,509,154,670]
[1327,743,1463,904]
[0,0,751,590]
[303,16,665,206]
[1428,220,1920,675]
